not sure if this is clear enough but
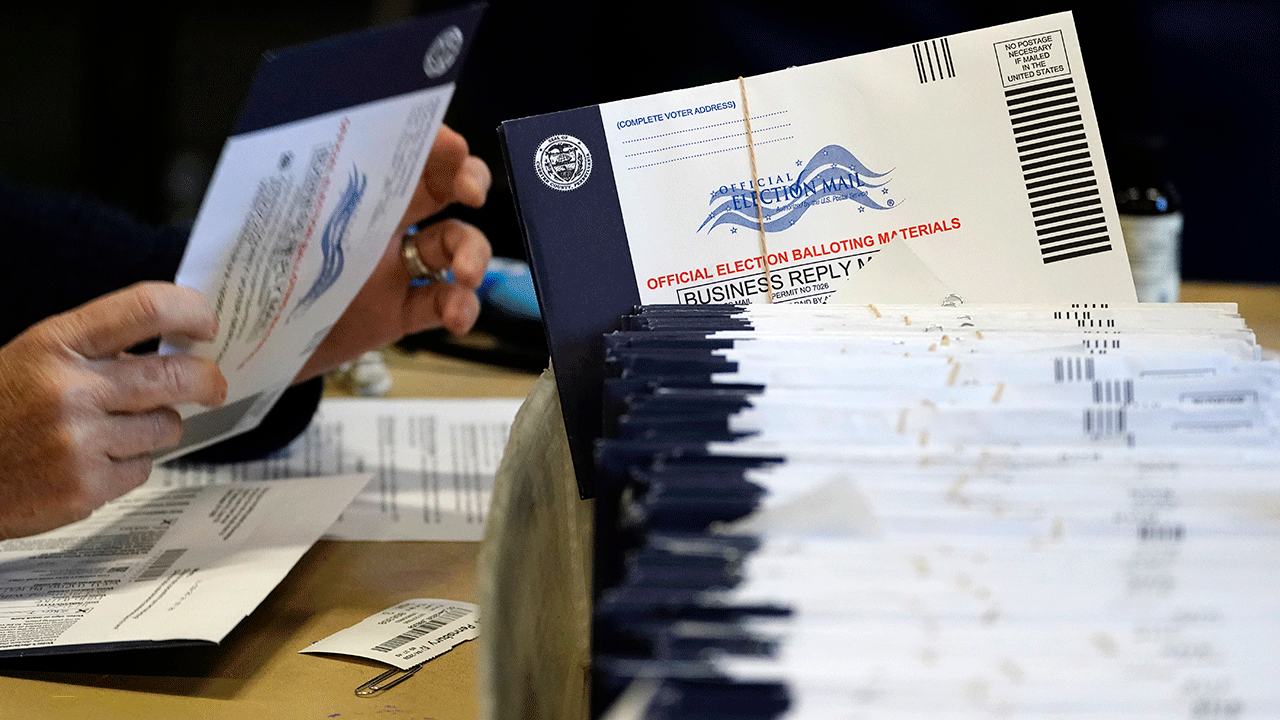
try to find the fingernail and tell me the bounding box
[465,162,490,199]
[215,377,228,406]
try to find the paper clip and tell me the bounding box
[941,293,964,307]
[355,662,424,697]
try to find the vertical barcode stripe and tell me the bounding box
[1020,131,1088,153]
[914,39,956,83]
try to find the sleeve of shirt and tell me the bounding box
[0,178,323,460]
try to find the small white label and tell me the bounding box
[995,29,1070,87]
[301,598,479,670]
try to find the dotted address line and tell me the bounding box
[626,135,795,171]
[623,124,791,159]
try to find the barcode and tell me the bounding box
[1053,357,1095,383]
[136,549,186,582]
[1083,408,1127,437]
[913,38,955,83]
[1006,77,1112,264]
[1081,338,1121,354]
[373,606,471,653]
[1092,380,1134,405]
[1051,310,1117,328]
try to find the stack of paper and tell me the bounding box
[592,302,1280,719]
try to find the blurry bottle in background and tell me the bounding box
[1113,135,1183,302]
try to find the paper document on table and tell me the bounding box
[159,7,483,461]
[0,474,368,657]
[154,397,523,542]
[301,598,479,671]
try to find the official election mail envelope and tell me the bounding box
[499,12,1137,495]
[160,6,483,460]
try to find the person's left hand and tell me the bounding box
[294,124,492,383]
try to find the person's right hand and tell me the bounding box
[0,282,227,540]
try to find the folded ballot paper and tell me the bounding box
[0,474,369,658]
[160,6,483,460]
[592,303,1280,720]
[499,11,1135,494]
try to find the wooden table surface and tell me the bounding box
[1180,281,1280,351]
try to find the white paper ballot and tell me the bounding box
[163,94,451,460]
[153,397,523,542]
[0,474,368,656]
[158,9,483,460]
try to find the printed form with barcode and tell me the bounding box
[153,397,523,542]
[0,474,369,656]
[301,598,479,670]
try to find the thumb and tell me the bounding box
[51,283,217,360]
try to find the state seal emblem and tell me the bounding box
[423,26,463,79]
[534,134,592,192]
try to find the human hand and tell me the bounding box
[0,282,226,539]
[294,123,492,383]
